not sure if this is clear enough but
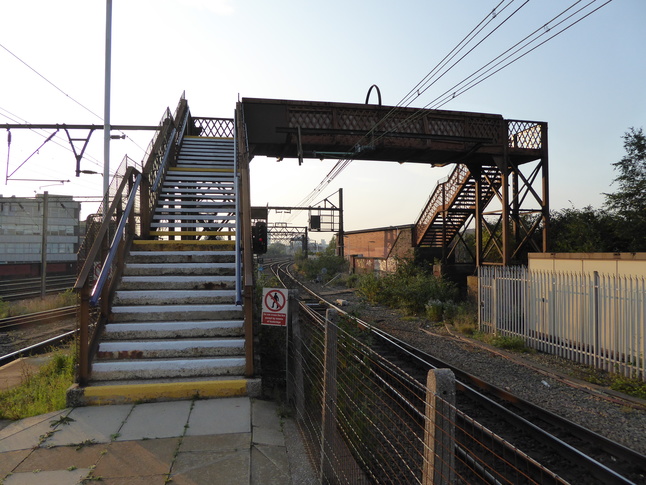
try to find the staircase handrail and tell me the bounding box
[89,172,142,305]
[414,164,469,243]
[74,165,141,385]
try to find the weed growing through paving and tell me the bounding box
[0,343,76,420]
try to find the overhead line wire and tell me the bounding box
[428,0,614,109]
[354,0,609,151]
[0,41,145,156]
[289,2,523,213]
[289,0,612,219]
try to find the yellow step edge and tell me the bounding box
[184,135,234,140]
[149,230,235,236]
[169,167,234,173]
[81,379,248,405]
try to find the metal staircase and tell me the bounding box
[414,164,502,248]
[88,136,251,396]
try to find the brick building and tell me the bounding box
[343,225,414,274]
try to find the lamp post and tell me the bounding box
[103,0,112,215]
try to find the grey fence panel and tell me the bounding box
[479,267,645,381]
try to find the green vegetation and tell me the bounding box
[609,375,646,399]
[0,289,77,319]
[293,238,348,284]
[550,127,646,252]
[572,365,646,399]
[355,260,458,316]
[0,344,76,420]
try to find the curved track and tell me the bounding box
[271,260,646,485]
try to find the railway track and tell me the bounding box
[0,275,76,301]
[270,260,646,485]
[0,306,78,367]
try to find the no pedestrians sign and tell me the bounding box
[261,288,289,327]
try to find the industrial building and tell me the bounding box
[0,194,80,279]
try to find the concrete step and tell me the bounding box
[131,240,235,251]
[159,189,235,197]
[154,205,236,214]
[148,229,235,238]
[119,275,236,290]
[151,222,236,229]
[153,215,235,222]
[96,338,245,360]
[114,289,237,305]
[126,250,236,263]
[123,262,236,276]
[110,304,243,322]
[103,320,244,339]
[91,357,246,381]
[72,377,260,405]
[168,169,234,176]
[165,174,233,182]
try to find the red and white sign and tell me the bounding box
[261,288,289,327]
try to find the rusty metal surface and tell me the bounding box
[241,97,544,166]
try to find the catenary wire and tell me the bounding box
[288,0,613,218]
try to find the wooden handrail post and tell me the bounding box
[237,102,255,377]
[78,282,90,386]
[423,368,456,485]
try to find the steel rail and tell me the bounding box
[272,261,644,485]
[0,306,77,330]
[0,329,77,367]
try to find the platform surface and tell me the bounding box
[0,397,317,484]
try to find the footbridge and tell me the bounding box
[72,94,548,400]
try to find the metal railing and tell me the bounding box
[479,266,646,381]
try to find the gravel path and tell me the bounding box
[316,285,646,458]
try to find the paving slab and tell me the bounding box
[43,404,133,447]
[251,444,290,485]
[92,476,171,485]
[13,444,105,473]
[185,397,250,436]
[2,468,92,485]
[252,399,283,430]
[117,400,191,441]
[92,439,178,478]
[0,411,68,452]
[180,433,250,453]
[0,449,32,478]
[171,448,250,485]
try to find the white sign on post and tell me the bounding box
[261,288,289,326]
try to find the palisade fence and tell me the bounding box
[479,266,646,382]
[288,301,566,484]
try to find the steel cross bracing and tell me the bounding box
[240,98,548,266]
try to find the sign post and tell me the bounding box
[262,288,289,327]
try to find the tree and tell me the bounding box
[549,206,626,252]
[604,127,646,250]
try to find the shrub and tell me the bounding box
[356,261,458,316]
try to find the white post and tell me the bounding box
[103,0,112,215]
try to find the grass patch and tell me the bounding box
[0,290,77,318]
[609,375,646,399]
[0,344,76,420]
[490,335,532,353]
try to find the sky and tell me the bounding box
[0,0,644,240]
